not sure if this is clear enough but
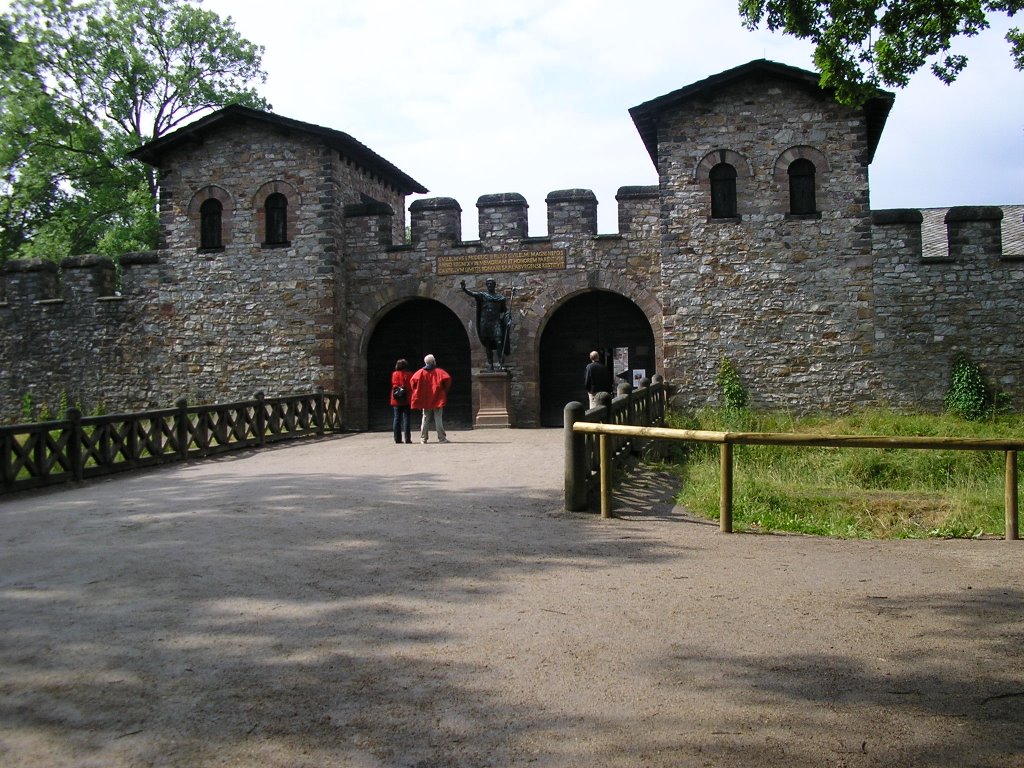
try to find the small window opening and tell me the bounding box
[710,162,738,219]
[265,192,288,245]
[788,158,816,215]
[200,198,223,249]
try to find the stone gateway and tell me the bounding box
[1,60,1022,428]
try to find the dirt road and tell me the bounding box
[2,428,1022,766]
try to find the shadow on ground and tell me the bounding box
[2,440,1022,766]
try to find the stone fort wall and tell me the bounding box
[2,62,1022,427]
[872,207,1024,407]
[1,192,1021,425]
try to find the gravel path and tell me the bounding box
[2,428,1022,767]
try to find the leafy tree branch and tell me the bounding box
[0,0,270,262]
[739,0,1023,104]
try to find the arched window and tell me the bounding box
[200,198,223,249]
[788,158,816,215]
[710,162,738,219]
[265,192,288,245]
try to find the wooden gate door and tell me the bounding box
[538,291,655,426]
[366,299,472,431]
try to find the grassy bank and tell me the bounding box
[664,409,1022,539]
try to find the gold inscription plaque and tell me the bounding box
[436,249,567,276]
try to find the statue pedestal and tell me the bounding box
[474,370,512,429]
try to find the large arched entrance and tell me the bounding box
[366,299,473,431]
[538,290,656,426]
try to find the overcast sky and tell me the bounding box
[18,0,1024,235]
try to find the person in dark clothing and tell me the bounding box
[584,350,614,409]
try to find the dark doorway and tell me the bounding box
[366,299,473,431]
[539,291,656,426]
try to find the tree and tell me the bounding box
[0,0,269,262]
[739,1,1024,105]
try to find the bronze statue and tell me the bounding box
[460,278,512,370]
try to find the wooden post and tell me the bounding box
[67,408,83,482]
[97,420,111,469]
[125,413,139,466]
[33,425,46,482]
[195,409,209,456]
[1,430,12,488]
[254,391,266,446]
[175,397,189,460]
[564,402,587,511]
[600,433,612,519]
[720,442,733,533]
[1006,450,1019,541]
[151,411,164,460]
[315,387,326,435]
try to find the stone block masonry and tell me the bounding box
[1,194,1021,425]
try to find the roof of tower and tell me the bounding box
[628,59,894,166]
[130,104,428,195]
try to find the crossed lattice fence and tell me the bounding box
[1,391,342,494]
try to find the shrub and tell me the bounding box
[715,357,749,411]
[944,354,987,420]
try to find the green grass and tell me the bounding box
[663,408,1022,539]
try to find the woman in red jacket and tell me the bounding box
[409,353,452,443]
[390,358,413,443]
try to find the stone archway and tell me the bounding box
[365,299,473,431]
[538,290,657,427]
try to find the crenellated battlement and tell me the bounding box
[476,192,530,243]
[872,205,1023,262]
[546,189,597,237]
[401,187,660,246]
[2,258,60,306]
[408,197,462,245]
[3,204,1019,313]
[345,193,1024,261]
[0,252,160,307]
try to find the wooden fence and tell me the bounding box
[568,421,1022,541]
[1,390,342,495]
[563,376,669,512]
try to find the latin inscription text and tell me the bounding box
[436,250,567,276]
